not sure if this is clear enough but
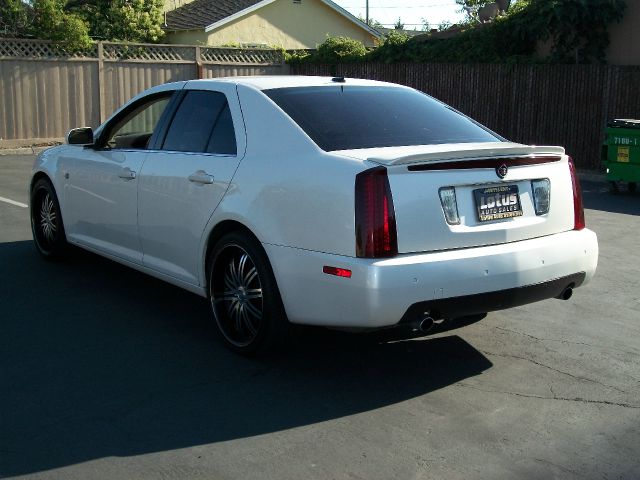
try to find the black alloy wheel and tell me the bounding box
[208,231,289,355]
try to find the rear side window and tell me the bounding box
[162,91,237,154]
[264,86,499,151]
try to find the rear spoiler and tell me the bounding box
[367,143,566,166]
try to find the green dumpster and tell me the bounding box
[603,119,640,193]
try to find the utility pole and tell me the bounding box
[366,0,369,25]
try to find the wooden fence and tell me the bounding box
[0,39,289,144]
[292,63,640,171]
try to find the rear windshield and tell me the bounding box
[264,86,500,151]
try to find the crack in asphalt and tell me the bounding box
[491,325,640,357]
[534,458,581,477]
[455,383,640,409]
[478,350,629,394]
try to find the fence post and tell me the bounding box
[97,41,106,124]
[195,45,203,79]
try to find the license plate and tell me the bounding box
[474,185,523,222]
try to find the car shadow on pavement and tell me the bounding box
[582,180,640,216]
[0,240,492,478]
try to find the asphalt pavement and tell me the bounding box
[1,154,639,479]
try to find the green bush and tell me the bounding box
[288,0,627,65]
[367,31,410,63]
[315,36,367,63]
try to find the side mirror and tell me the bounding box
[67,127,94,145]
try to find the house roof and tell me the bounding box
[165,0,262,31]
[164,0,382,39]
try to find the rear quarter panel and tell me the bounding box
[198,84,366,284]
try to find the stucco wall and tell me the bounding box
[607,0,640,65]
[166,0,378,49]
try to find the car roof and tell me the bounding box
[185,75,401,91]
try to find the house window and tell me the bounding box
[293,0,301,4]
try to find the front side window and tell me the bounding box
[162,91,237,155]
[104,95,171,150]
[264,86,500,151]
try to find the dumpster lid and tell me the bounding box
[608,119,640,129]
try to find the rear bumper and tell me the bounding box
[264,229,598,328]
[398,272,585,324]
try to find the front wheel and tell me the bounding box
[208,231,289,355]
[30,178,69,259]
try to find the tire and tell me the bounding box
[628,182,637,193]
[609,181,620,194]
[207,231,290,355]
[30,178,69,259]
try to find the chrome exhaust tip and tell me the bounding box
[418,316,434,332]
[409,313,442,333]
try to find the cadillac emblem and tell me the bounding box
[496,164,508,179]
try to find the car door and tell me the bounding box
[137,83,246,285]
[64,91,176,264]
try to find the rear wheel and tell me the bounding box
[628,182,637,193]
[30,178,68,259]
[609,181,620,194]
[208,231,289,355]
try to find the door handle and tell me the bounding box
[188,170,214,185]
[117,167,136,180]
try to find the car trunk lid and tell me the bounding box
[337,143,575,254]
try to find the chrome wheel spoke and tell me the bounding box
[244,291,262,301]
[241,307,257,336]
[232,302,243,331]
[38,194,58,243]
[212,291,237,304]
[224,273,236,291]
[244,300,262,320]
[238,254,248,282]
[244,267,258,286]
[228,258,240,286]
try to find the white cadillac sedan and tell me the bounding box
[30,76,598,354]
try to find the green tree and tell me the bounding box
[67,0,165,42]
[455,0,494,21]
[394,17,404,30]
[32,0,92,50]
[357,14,383,29]
[0,0,32,37]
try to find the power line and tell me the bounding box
[339,2,459,7]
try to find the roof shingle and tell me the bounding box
[165,0,263,31]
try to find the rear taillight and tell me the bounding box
[568,156,585,230]
[355,167,398,258]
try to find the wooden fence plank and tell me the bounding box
[0,38,288,143]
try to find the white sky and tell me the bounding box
[333,0,466,30]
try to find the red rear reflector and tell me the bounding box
[355,167,398,258]
[323,266,352,278]
[568,156,585,230]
